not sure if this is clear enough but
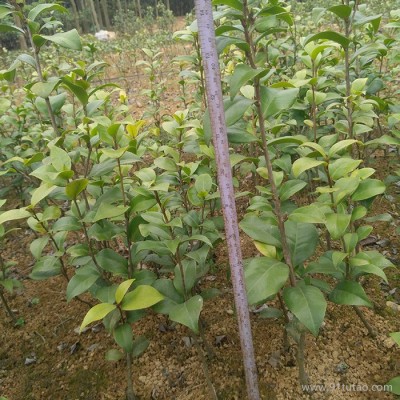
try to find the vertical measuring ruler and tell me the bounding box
[194,1,261,399]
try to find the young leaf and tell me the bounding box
[115,279,135,304]
[80,303,116,332]
[283,285,327,336]
[66,179,89,200]
[169,295,203,334]
[195,174,213,198]
[121,285,164,311]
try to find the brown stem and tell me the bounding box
[352,306,377,337]
[296,331,309,386]
[126,352,137,400]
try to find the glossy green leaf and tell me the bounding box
[328,158,361,181]
[285,221,319,267]
[80,303,116,332]
[50,146,71,172]
[240,215,281,248]
[115,279,135,304]
[279,180,307,201]
[304,31,350,50]
[169,295,203,334]
[292,158,325,178]
[28,4,67,21]
[329,281,372,307]
[283,285,327,336]
[325,213,351,239]
[245,257,289,305]
[260,87,299,118]
[36,29,82,51]
[121,285,164,311]
[328,5,352,19]
[93,203,129,222]
[328,139,358,158]
[31,183,56,207]
[351,179,385,201]
[30,256,61,280]
[289,205,326,224]
[65,179,88,200]
[229,64,264,98]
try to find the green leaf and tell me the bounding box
[101,147,128,159]
[240,215,281,248]
[390,332,400,347]
[97,248,128,276]
[105,349,124,361]
[260,87,299,118]
[386,377,400,395]
[329,281,372,307]
[283,285,327,336]
[229,64,264,98]
[328,5,352,19]
[93,203,129,222]
[169,295,203,334]
[154,157,178,172]
[113,323,133,353]
[292,158,325,178]
[351,179,385,201]
[66,267,100,302]
[285,221,319,267]
[30,256,61,280]
[30,236,49,259]
[115,279,135,304]
[0,23,24,34]
[50,146,71,172]
[66,179,89,200]
[31,183,56,207]
[325,213,351,239]
[31,80,59,98]
[212,0,243,11]
[328,158,361,181]
[244,257,289,305]
[28,4,67,21]
[52,216,81,232]
[0,208,30,225]
[80,303,116,332]
[279,179,307,201]
[36,29,82,51]
[121,285,164,311]
[304,31,350,50]
[328,139,359,158]
[195,174,213,198]
[289,205,326,224]
[132,335,150,358]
